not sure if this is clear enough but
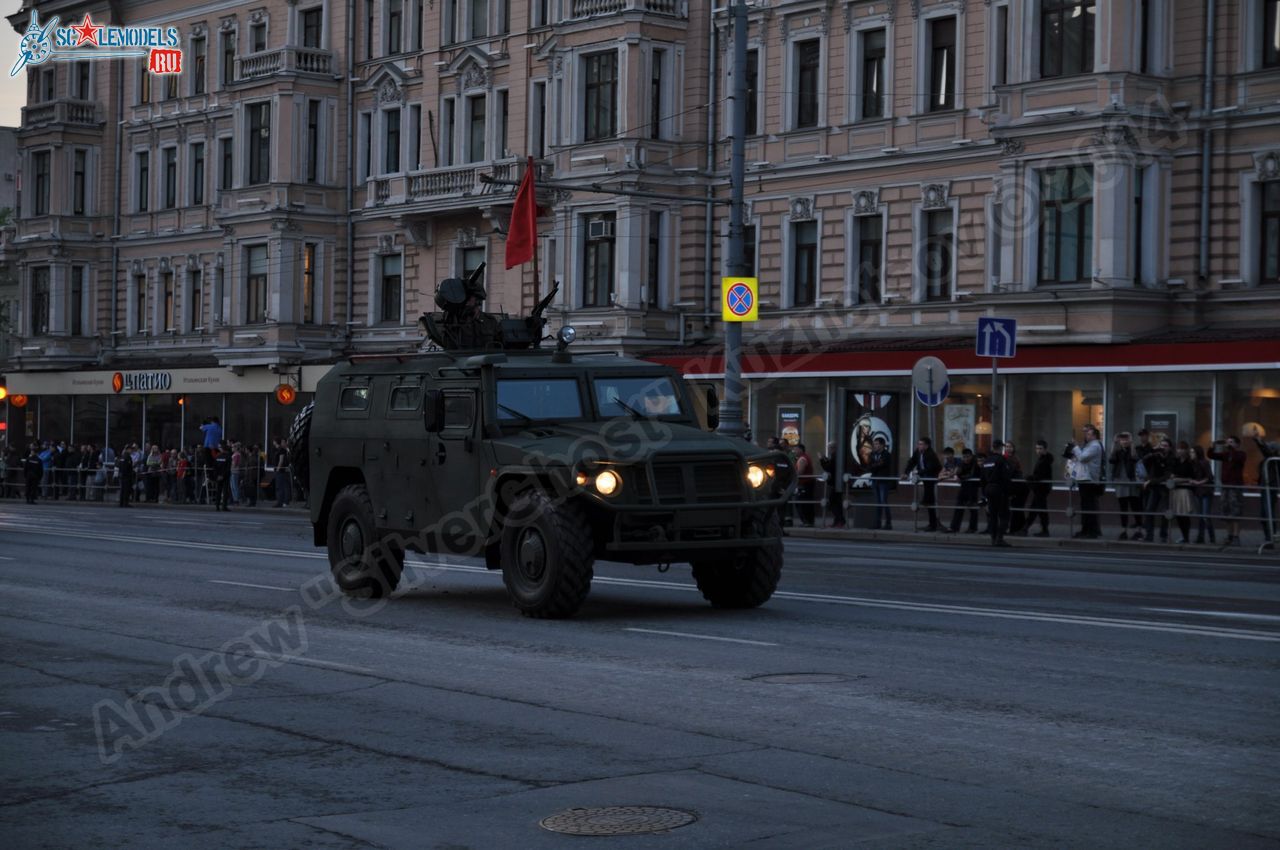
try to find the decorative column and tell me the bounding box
[1091,126,1139,288]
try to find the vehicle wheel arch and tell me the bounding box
[314,467,367,547]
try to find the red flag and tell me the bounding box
[504,156,537,269]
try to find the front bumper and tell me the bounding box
[599,503,783,554]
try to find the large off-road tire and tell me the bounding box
[287,401,314,496]
[690,514,783,609]
[326,484,404,599]
[499,491,594,618]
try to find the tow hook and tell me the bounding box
[657,562,671,573]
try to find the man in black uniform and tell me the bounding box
[212,442,232,511]
[116,445,135,508]
[903,437,943,531]
[23,445,43,504]
[981,439,1013,547]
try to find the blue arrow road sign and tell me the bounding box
[977,317,1017,359]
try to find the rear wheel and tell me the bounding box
[500,491,594,618]
[690,514,783,609]
[326,484,403,599]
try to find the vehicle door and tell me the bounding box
[424,382,488,553]
[383,378,428,533]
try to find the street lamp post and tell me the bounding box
[716,0,749,440]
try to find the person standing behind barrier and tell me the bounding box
[819,442,846,528]
[981,440,1013,547]
[1067,425,1104,539]
[273,439,292,508]
[1251,428,1280,542]
[903,437,942,532]
[1138,439,1172,542]
[23,445,43,504]
[1109,431,1142,540]
[212,443,232,511]
[1026,440,1054,536]
[867,437,894,530]
[1209,436,1246,546]
[116,446,135,508]
[230,443,244,505]
[144,445,162,503]
[1190,445,1216,545]
[947,448,981,533]
[1004,442,1029,535]
[1169,442,1199,545]
[791,443,814,527]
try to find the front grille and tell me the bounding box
[647,455,743,506]
[694,461,743,503]
[652,465,685,505]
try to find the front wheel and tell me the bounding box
[690,515,783,609]
[326,484,404,599]
[500,491,594,618]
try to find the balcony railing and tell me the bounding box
[569,0,685,17]
[237,46,335,81]
[21,98,100,128]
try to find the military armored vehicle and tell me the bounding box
[290,264,793,618]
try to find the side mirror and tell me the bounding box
[705,386,720,431]
[423,389,446,433]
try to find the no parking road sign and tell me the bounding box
[721,277,758,322]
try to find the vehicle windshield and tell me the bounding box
[593,376,684,418]
[496,379,583,422]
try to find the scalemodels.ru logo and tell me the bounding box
[10,10,182,78]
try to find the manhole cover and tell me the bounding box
[539,806,697,836]
[749,672,851,684]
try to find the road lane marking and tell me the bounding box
[209,579,295,592]
[1142,607,1280,623]
[0,556,13,561]
[5,522,1279,643]
[624,627,778,647]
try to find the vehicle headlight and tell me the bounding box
[746,464,767,489]
[594,469,621,496]
[575,471,589,486]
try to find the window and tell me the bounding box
[384,107,401,173]
[534,0,550,27]
[582,212,616,307]
[496,379,582,421]
[466,95,485,162]
[306,100,321,183]
[594,376,683,418]
[993,4,1009,86]
[247,101,270,184]
[191,37,206,94]
[219,137,233,191]
[74,61,91,99]
[191,142,205,205]
[791,220,817,306]
[301,7,323,48]
[442,99,456,165]
[461,246,485,278]
[1262,181,1280,284]
[470,0,488,39]
[365,0,375,59]
[745,48,760,134]
[139,65,151,104]
[1133,166,1145,285]
[1266,0,1280,68]
[861,29,886,119]
[247,245,268,323]
[650,48,665,139]
[341,386,371,411]
[795,39,821,128]
[409,104,422,170]
[165,73,178,100]
[443,392,475,428]
[531,82,547,158]
[647,210,663,307]
[32,150,49,216]
[221,30,236,86]
[389,385,422,411]
[250,22,266,52]
[163,272,176,331]
[134,274,147,334]
[190,268,204,331]
[72,149,87,215]
[1040,1,1095,78]
[497,89,508,158]
[923,209,953,301]
[387,0,403,53]
[583,52,617,141]
[135,151,149,212]
[163,147,177,209]
[857,215,883,303]
[1038,166,1093,285]
[380,254,402,323]
[303,243,317,322]
[30,267,50,335]
[929,17,956,111]
[71,266,85,336]
[359,112,372,178]
[413,0,425,50]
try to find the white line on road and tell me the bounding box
[1142,607,1280,623]
[208,579,295,592]
[0,556,13,561]
[624,627,778,647]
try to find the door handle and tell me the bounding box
[436,444,447,465]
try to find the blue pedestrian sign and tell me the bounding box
[976,317,1017,359]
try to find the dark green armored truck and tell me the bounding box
[292,267,793,618]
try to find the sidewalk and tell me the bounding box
[0,495,309,515]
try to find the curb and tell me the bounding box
[2,497,310,516]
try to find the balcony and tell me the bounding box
[568,0,686,19]
[237,46,335,82]
[21,98,101,129]
[364,160,519,211]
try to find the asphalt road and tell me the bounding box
[1,501,1277,849]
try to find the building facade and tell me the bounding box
[2,0,1279,478]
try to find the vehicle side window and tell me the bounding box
[389,385,421,411]
[339,386,370,411]
[443,392,474,429]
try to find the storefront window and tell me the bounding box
[1007,373,1104,465]
[223,393,266,449]
[146,394,183,450]
[109,395,145,451]
[1110,372,1212,449]
[183,394,224,453]
[937,383,995,455]
[1220,370,1280,485]
[833,377,912,472]
[74,397,108,449]
[752,377,827,458]
[39,395,72,444]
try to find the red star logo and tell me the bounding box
[70,14,102,47]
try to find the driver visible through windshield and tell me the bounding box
[594,376,683,418]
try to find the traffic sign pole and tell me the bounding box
[716,0,749,439]
[991,357,999,443]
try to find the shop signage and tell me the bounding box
[112,371,173,393]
